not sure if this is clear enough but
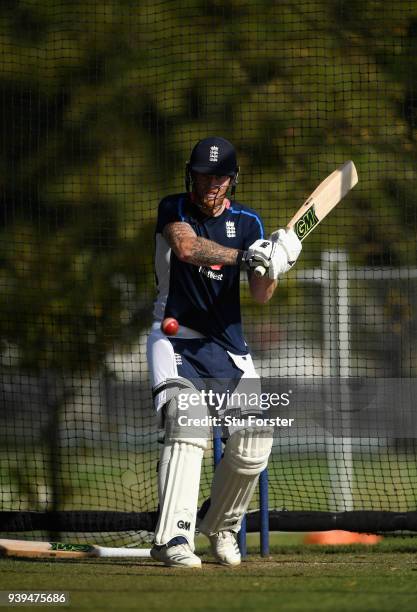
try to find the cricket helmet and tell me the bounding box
[185,136,240,197]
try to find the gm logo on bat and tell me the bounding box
[295,203,319,239]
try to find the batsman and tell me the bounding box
[147,137,302,567]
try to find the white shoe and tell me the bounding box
[208,531,241,566]
[151,543,202,568]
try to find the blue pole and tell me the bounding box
[238,514,247,558]
[213,426,222,466]
[259,468,269,556]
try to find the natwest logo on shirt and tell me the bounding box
[198,265,223,280]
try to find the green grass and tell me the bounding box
[2,448,417,516]
[1,535,417,612]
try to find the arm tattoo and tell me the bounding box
[163,222,241,266]
[187,237,240,265]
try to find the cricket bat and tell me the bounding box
[0,538,151,559]
[255,160,358,276]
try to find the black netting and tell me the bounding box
[1,1,417,545]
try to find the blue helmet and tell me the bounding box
[185,136,239,197]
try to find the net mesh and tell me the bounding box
[1,0,417,545]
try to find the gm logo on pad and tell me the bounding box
[177,520,191,531]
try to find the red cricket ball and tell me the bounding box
[161,317,179,336]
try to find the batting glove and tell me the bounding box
[246,229,302,279]
[271,228,302,267]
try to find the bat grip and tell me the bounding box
[254,264,267,277]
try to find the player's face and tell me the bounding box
[192,172,231,216]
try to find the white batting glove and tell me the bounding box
[246,229,302,279]
[246,239,286,279]
[246,239,274,267]
[271,228,302,267]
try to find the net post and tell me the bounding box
[213,426,223,466]
[321,250,354,512]
[259,468,269,556]
[238,515,247,558]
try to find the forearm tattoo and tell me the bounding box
[187,237,240,265]
[164,222,240,266]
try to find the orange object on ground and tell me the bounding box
[304,531,382,545]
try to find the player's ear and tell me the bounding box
[232,166,240,186]
[230,166,239,198]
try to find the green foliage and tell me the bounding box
[1,0,417,371]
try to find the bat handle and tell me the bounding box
[254,264,267,277]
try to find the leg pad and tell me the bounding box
[155,438,207,547]
[199,427,273,536]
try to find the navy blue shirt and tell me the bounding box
[153,193,264,355]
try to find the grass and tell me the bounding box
[2,448,417,516]
[1,535,417,612]
[1,447,417,610]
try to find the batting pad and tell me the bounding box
[154,438,207,548]
[199,427,273,536]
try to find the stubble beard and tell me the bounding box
[195,186,227,217]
